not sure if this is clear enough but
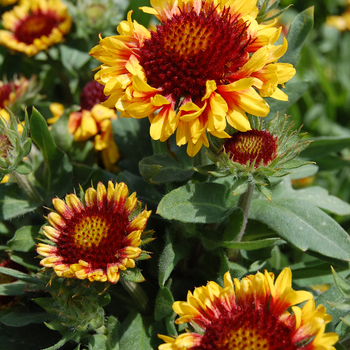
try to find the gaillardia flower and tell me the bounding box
[67,80,120,171]
[0,0,72,57]
[90,0,295,156]
[37,181,152,284]
[159,268,338,350]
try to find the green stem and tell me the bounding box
[10,172,45,204]
[227,182,255,261]
[235,182,255,242]
[120,278,150,315]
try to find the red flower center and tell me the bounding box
[0,83,13,108]
[193,307,297,350]
[224,130,278,167]
[139,4,251,100]
[0,134,12,159]
[56,206,131,271]
[14,12,59,45]
[80,80,107,111]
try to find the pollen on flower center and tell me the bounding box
[138,4,251,99]
[14,13,58,45]
[194,308,296,350]
[224,130,278,167]
[73,216,110,249]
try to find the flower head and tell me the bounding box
[67,80,120,171]
[198,115,312,200]
[37,181,152,284]
[0,0,72,57]
[159,268,338,350]
[90,0,295,156]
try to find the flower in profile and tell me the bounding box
[159,268,338,350]
[90,0,295,156]
[0,0,72,57]
[67,80,120,171]
[0,109,32,181]
[37,181,152,284]
[197,115,312,200]
[47,102,65,124]
[0,76,35,112]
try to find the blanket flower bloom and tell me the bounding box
[158,268,338,350]
[37,181,152,284]
[0,0,72,57]
[90,0,295,156]
[68,80,120,171]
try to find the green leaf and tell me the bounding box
[157,183,237,223]
[106,316,121,350]
[154,286,175,321]
[288,164,319,180]
[274,179,350,216]
[249,198,350,261]
[0,280,29,296]
[280,7,314,66]
[0,267,46,286]
[7,225,40,252]
[119,313,153,350]
[30,108,73,199]
[266,80,311,120]
[15,161,33,175]
[224,237,286,250]
[332,267,350,298]
[0,183,40,220]
[158,229,189,287]
[121,268,145,283]
[139,153,194,184]
[88,334,107,350]
[300,136,350,159]
[0,311,53,327]
[112,118,152,174]
[316,285,348,332]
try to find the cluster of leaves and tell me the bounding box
[0,0,350,350]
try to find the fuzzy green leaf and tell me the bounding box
[139,153,194,184]
[0,183,41,220]
[249,198,350,261]
[7,225,40,252]
[0,311,53,327]
[0,267,46,285]
[300,136,350,159]
[121,268,145,283]
[30,108,73,199]
[154,286,175,321]
[119,313,153,350]
[158,231,188,287]
[280,7,314,65]
[157,183,237,223]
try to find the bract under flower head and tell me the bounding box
[37,181,152,284]
[90,0,295,156]
[0,0,72,57]
[158,268,338,350]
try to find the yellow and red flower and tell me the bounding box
[68,80,120,172]
[90,0,295,156]
[37,181,152,284]
[159,268,338,350]
[0,0,72,57]
[0,76,30,110]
